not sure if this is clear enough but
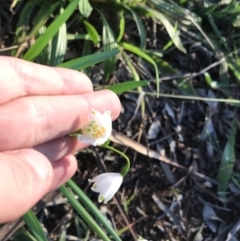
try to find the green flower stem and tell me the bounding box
[103,144,130,176]
[59,185,111,241]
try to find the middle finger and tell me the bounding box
[0,90,120,151]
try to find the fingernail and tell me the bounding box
[23,150,50,181]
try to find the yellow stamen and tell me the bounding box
[85,121,106,138]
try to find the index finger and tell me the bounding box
[0,56,93,104]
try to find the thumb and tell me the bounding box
[0,149,77,223]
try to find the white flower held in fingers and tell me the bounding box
[77,109,112,146]
[89,172,123,204]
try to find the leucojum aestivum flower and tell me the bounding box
[71,109,130,204]
[77,109,112,146]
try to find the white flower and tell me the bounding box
[89,173,123,204]
[77,109,112,146]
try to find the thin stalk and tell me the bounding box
[103,144,130,176]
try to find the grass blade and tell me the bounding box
[106,81,149,95]
[116,13,125,42]
[119,42,160,96]
[59,185,111,241]
[81,40,92,75]
[66,179,122,241]
[78,0,93,18]
[145,6,186,53]
[83,20,100,45]
[58,49,119,70]
[29,1,60,38]
[49,8,67,66]
[23,0,80,61]
[12,232,37,241]
[124,5,146,49]
[217,120,236,198]
[97,9,118,81]
[22,210,47,241]
[14,1,35,48]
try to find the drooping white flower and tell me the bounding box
[89,173,123,204]
[77,109,112,146]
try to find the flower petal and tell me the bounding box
[93,137,108,146]
[77,134,96,145]
[102,178,122,203]
[91,109,106,124]
[77,109,112,146]
[90,172,115,182]
[89,173,123,203]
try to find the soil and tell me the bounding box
[1,2,240,240]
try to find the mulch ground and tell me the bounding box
[1,2,240,240]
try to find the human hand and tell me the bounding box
[0,57,121,223]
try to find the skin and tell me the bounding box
[0,57,121,223]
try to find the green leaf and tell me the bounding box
[81,40,92,75]
[217,120,236,198]
[66,180,122,241]
[116,14,125,42]
[74,216,90,239]
[49,8,67,66]
[13,232,37,241]
[59,229,67,241]
[119,42,160,96]
[22,210,48,241]
[59,185,111,241]
[58,49,119,70]
[14,1,35,45]
[23,0,80,61]
[78,0,93,18]
[124,5,146,49]
[97,9,118,81]
[83,20,99,45]
[67,33,90,40]
[35,26,50,65]
[30,1,60,38]
[146,7,186,53]
[13,233,37,241]
[106,81,149,94]
[147,0,201,27]
[122,52,140,81]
